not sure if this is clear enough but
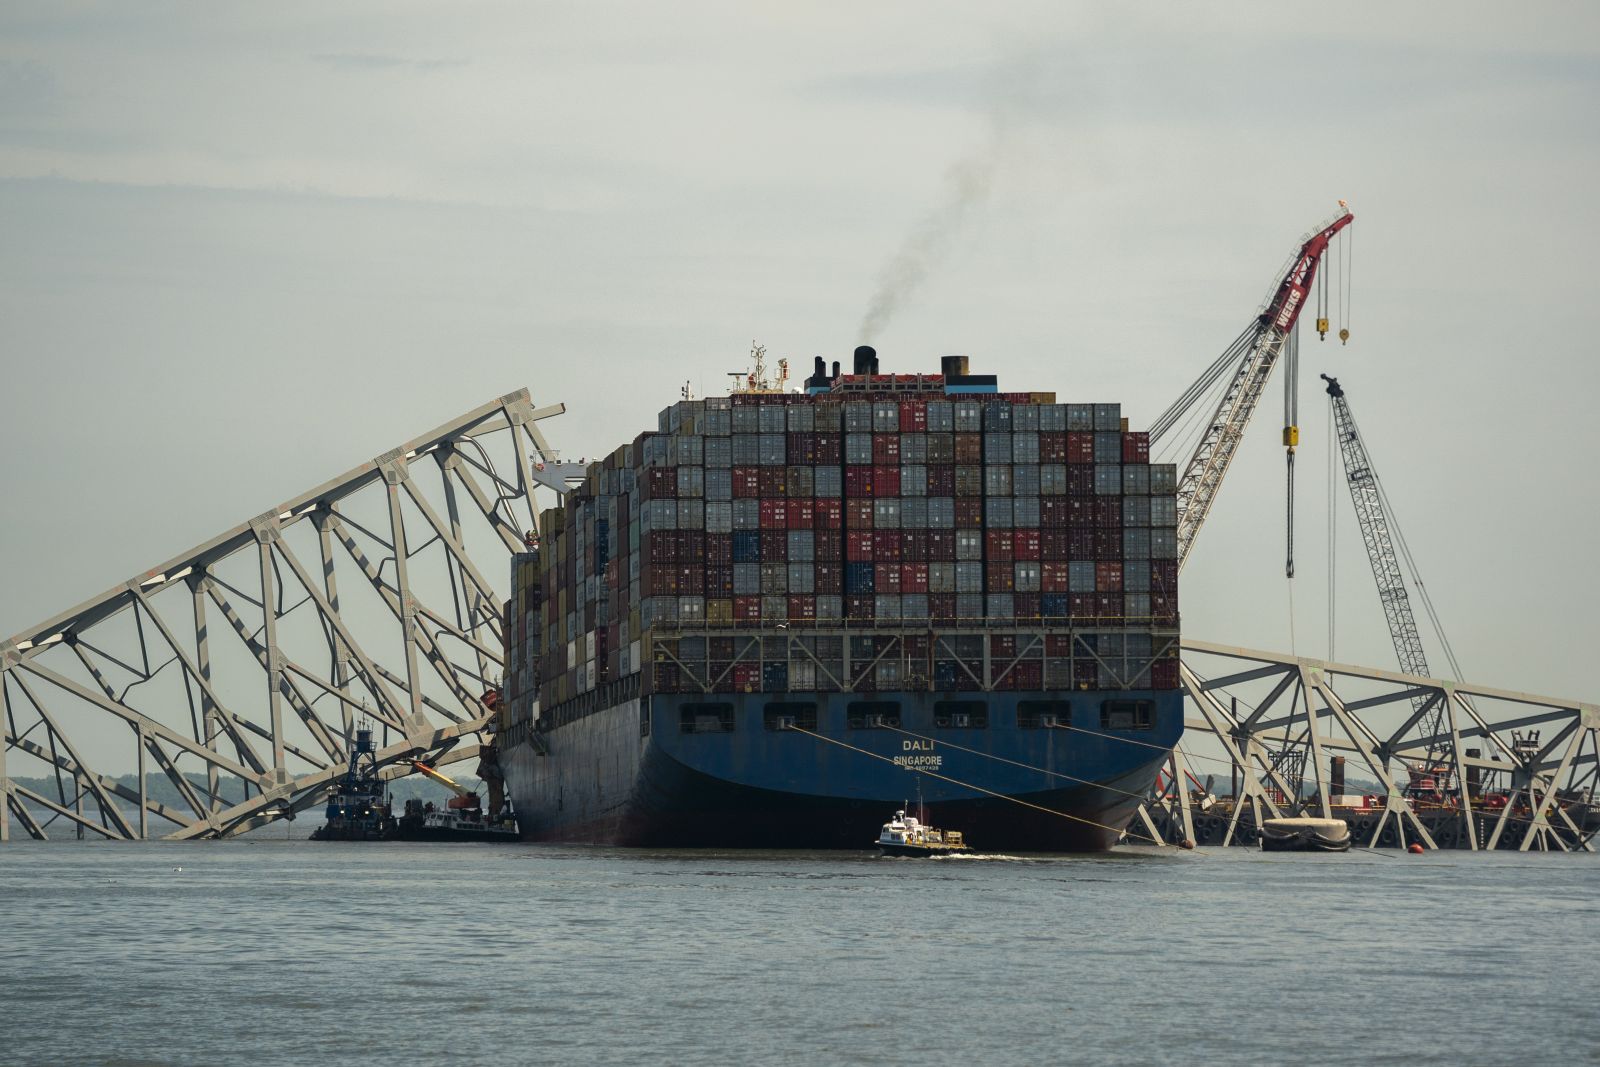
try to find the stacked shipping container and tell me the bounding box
[528,371,1181,712]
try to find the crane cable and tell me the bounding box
[784,724,1181,849]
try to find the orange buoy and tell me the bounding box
[1408,843,1425,854]
[1180,839,1195,850]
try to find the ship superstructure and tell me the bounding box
[495,349,1183,850]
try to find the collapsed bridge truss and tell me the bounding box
[1,390,582,841]
[3,393,1595,848]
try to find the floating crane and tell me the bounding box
[409,759,482,811]
[1321,374,1453,776]
[1151,206,1354,571]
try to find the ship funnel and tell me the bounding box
[805,356,829,390]
[853,345,877,375]
[831,360,840,379]
[941,355,969,378]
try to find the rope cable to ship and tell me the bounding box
[783,724,1179,849]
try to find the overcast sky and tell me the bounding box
[3,2,1597,702]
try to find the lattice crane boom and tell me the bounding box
[1322,374,1444,762]
[1170,209,1354,570]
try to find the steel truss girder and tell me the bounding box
[3,389,583,840]
[1140,639,1600,850]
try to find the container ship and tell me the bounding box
[492,347,1183,851]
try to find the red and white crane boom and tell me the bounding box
[1154,208,1354,570]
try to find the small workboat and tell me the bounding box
[1259,816,1352,852]
[876,809,972,858]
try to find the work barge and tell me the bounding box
[0,209,1595,851]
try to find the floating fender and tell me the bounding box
[1378,824,1398,848]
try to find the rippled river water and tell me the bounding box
[2,839,1596,1066]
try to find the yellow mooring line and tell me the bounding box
[785,725,1175,849]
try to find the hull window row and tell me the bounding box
[679,702,735,733]
[846,701,902,730]
[763,702,819,731]
[934,700,988,729]
[1018,700,1072,729]
[1101,699,1154,730]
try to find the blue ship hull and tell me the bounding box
[501,690,1181,852]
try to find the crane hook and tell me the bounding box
[1339,328,1350,345]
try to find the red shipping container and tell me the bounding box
[872,434,901,465]
[1042,561,1070,593]
[734,595,761,621]
[677,564,704,595]
[707,532,733,567]
[901,530,929,560]
[874,466,900,497]
[1011,661,1042,688]
[788,595,816,621]
[1069,593,1096,619]
[845,595,876,619]
[1153,659,1180,689]
[846,500,874,530]
[733,663,760,692]
[644,564,678,596]
[927,465,955,495]
[1066,432,1095,464]
[647,467,678,499]
[816,434,843,464]
[733,467,761,498]
[1096,561,1123,592]
[816,562,844,594]
[681,530,706,562]
[1039,432,1067,463]
[788,499,817,530]
[1014,529,1042,560]
[1096,498,1121,528]
[955,499,982,527]
[1151,593,1177,623]
[876,566,902,593]
[987,562,1016,591]
[845,466,875,496]
[990,634,1017,659]
[1152,560,1179,592]
[901,563,929,593]
[647,531,676,564]
[986,530,1014,561]
[759,468,786,497]
[816,531,843,561]
[1122,431,1150,464]
[1045,635,1073,657]
[847,530,874,561]
[1094,528,1122,560]
[761,530,788,560]
[899,401,927,432]
[1042,530,1069,559]
[955,434,982,463]
[760,499,788,530]
[1096,592,1121,617]
[873,530,902,562]
[928,530,956,561]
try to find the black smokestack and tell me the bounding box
[853,345,876,375]
[805,356,828,390]
[941,355,969,378]
[831,360,840,379]
[1330,756,1345,796]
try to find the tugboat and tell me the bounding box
[392,760,520,843]
[876,807,972,858]
[310,728,396,840]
